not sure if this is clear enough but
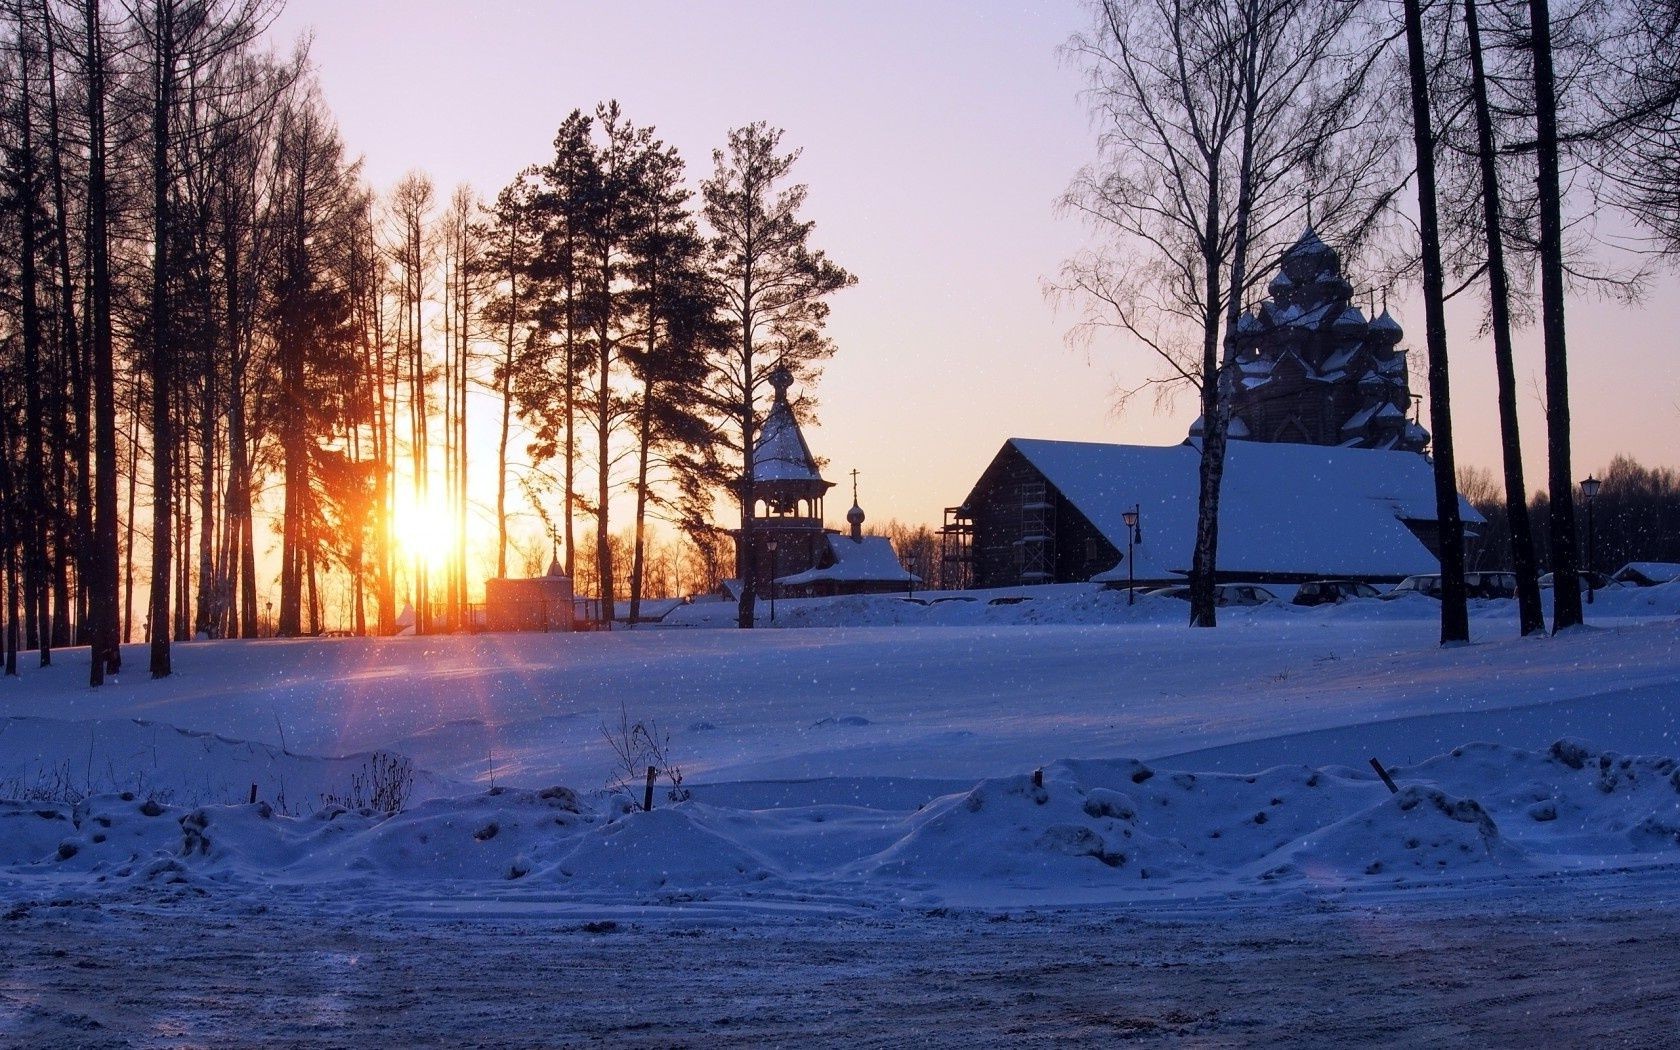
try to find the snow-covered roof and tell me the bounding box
[1286,227,1329,255]
[980,439,1480,581]
[1342,405,1378,431]
[776,534,919,586]
[1322,346,1360,372]
[1612,562,1680,585]
[753,396,825,485]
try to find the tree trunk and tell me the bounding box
[1402,0,1470,644]
[1187,158,1223,630]
[1465,0,1545,637]
[148,0,175,677]
[735,266,757,630]
[16,12,52,666]
[1528,0,1583,632]
[87,0,121,679]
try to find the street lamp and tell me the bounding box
[1122,505,1142,605]
[1579,475,1601,605]
[767,539,778,624]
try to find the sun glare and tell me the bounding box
[394,494,458,570]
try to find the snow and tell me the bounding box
[752,396,826,484]
[1613,561,1680,586]
[3,583,1679,1039]
[775,533,917,586]
[1005,438,1479,580]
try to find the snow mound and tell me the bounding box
[1270,785,1522,882]
[1406,739,1680,856]
[857,759,1390,889]
[554,805,779,891]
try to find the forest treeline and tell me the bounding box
[0,1,852,679]
[1463,457,1680,574]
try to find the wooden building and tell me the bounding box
[484,557,575,632]
[733,366,914,597]
[953,438,1480,589]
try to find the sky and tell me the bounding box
[267,0,1680,539]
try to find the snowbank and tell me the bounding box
[6,739,1678,907]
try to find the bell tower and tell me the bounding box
[737,365,834,592]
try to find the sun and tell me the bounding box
[394,493,457,570]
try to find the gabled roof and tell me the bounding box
[776,534,919,586]
[973,439,1481,581]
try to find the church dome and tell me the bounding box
[847,501,865,527]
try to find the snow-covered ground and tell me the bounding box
[2,582,1678,1042]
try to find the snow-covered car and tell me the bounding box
[1291,580,1381,606]
[1147,583,1279,607]
[1609,562,1680,588]
[1538,571,1613,592]
[1383,571,1519,600]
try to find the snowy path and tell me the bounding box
[4,874,1678,1046]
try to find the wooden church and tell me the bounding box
[1212,227,1429,452]
[732,366,916,598]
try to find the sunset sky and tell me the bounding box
[270,0,1680,539]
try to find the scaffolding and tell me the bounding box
[1017,481,1055,583]
[938,506,974,591]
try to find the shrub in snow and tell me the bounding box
[320,751,413,814]
[599,705,688,807]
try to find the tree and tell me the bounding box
[1526,0,1584,632]
[388,169,435,631]
[478,175,541,581]
[1395,0,1473,644]
[1060,0,1395,628]
[1598,0,1680,249]
[1458,0,1545,635]
[134,0,278,676]
[271,88,359,637]
[701,122,853,629]
[622,137,718,624]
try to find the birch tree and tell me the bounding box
[1060,0,1396,627]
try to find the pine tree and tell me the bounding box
[701,122,853,629]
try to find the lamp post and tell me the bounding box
[767,539,778,623]
[1122,505,1142,605]
[1579,475,1600,605]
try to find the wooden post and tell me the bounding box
[248,783,258,804]
[643,765,656,812]
[1369,758,1399,794]
[1032,768,1043,788]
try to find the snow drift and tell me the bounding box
[6,738,1679,907]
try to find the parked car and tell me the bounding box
[1609,562,1680,588]
[1383,571,1519,600]
[1148,583,1279,607]
[1538,571,1613,592]
[1291,580,1381,606]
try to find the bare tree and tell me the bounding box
[1458,0,1545,635]
[1059,0,1396,627]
